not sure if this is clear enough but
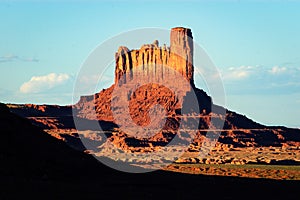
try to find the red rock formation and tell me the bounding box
[169,27,194,84]
[75,27,211,127]
[11,27,297,150]
[115,27,194,86]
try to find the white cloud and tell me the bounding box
[222,65,255,80]
[0,54,39,63]
[269,66,287,74]
[220,65,300,95]
[222,65,299,81]
[20,73,70,94]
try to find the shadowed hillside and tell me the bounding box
[6,28,300,171]
[1,103,300,199]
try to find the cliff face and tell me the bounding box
[115,27,194,86]
[75,27,212,126]
[72,27,300,149]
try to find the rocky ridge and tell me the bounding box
[7,27,300,169]
[73,27,300,149]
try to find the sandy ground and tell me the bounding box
[44,128,300,180]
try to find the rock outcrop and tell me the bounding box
[115,27,194,86]
[72,27,300,149]
[8,27,300,152]
[75,27,212,127]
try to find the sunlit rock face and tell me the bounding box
[115,27,194,86]
[75,27,212,126]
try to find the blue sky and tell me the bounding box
[1,0,300,127]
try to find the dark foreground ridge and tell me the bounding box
[1,103,299,199]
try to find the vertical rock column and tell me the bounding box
[170,27,194,85]
[114,27,194,87]
[115,46,132,85]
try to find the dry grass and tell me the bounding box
[165,163,300,180]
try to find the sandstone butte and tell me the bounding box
[5,28,300,179]
[71,27,300,149]
[9,27,300,150]
[75,27,212,127]
[115,27,194,86]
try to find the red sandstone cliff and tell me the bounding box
[8,27,300,149]
[74,27,211,126]
[115,27,194,85]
